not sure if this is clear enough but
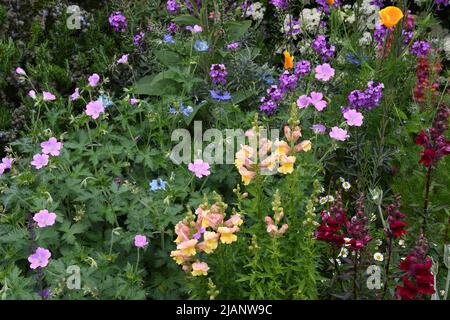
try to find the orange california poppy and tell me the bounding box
[284,51,294,69]
[379,6,404,28]
[327,0,335,5]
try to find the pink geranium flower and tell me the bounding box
[28,90,37,100]
[85,100,105,119]
[130,98,138,105]
[41,137,63,156]
[88,73,100,87]
[343,109,364,126]
[2,157,14,169]
[31,154,49,170]
[329,127,349,141]
[28,247,51,269]
[43,91,56,101]
[310,91,327,111]
[315,63,335,81]
[0,164,6,176]
[33,209,57,228]
[188,159,210,178]
[71,88,80,101]
[296,95,311,109]
[186,25,203,33]
[117,54,129,64]
[134,235,149,248]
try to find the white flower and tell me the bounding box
[374,252,384,262]
[245,2,265,21]
[327,195,335,202]
[319,196,328,205]
[339,177,345,183]
[376,239,382,246]
[342,181,351,190]
[359,32,373,46]
[344,237,351,247]
[300,8,321,33]
[398,239,406,247]
[339,247,349,258]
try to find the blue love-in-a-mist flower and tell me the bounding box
[193,40,209,52]
[163,34,175,44]
[210,90,231,101]
[149,178,167,191]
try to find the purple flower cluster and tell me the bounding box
[346,194,372,251]
[167,22,178,34]
[369,0,384,8]
[209,64,228,85]
[373,25,388,46]
[348,81,384,111]
[279,70,298,93]
[266,85,283,101]
[109,11,127,32]
[295,60,311,77]
[270,0,289,10]
[133,32,145,47]
[435,0,449,7]
[316,0,341,14]
[410,41,431,57]
[402,30,414,47]
[259,97,278,115]
[166,0,180,14]
[312,35,335,61]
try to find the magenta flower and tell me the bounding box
[329,127,349,141]
[2,157,14,169]
[41,137,63,156]
[33,209,57,228]
[343,109,364,127]
[88,73,100,87]
[188,159,211,178]
[315,63,335,81]
[71,88,80,101]
[31,154,49,170]
[28,90,37,100]
[311,124,326,134]
[43,91,56,101]
[186,25,203,33]
[296,95,311,109]
[130,98,138,105]
[134,234,149,248]
[117,54,129,64]
[28,247,51,269]
[85,100,105,119]
[310,91,327,111]
[16,67,26,75]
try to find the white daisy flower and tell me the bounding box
[338,247,349,258]
[374,252,384,262]
[327,195,335,202]
[342,181,351,190]
[319,196,328,205]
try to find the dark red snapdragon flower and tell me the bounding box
[416,104,450,167]
[385,194,407,238]
[315,192,347,246]
[395,236,435,300]
[346,193,372,250]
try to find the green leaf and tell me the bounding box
[154,50,182,67]
[172,15,201,26]
[224,20,252,41]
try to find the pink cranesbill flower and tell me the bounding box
[41,137,63,156]
[0,164,6,176]
[343,109,364,127]
[134,234,148,248]
[71,88,80,101]
[186,25,203,33]
[28,247,51,269]
[130,98,138,105]
[33,209,57,228]
[296,95,311,109]
[31,154,49,170]
[88,73,100,87]
[28,90,37,100]
[2,157,14,169]
[16,67,26,75]
[85,100,105,119]
[315,63,335,81]
[117,54,129,64]
[329,127,349,141]
[43,91,56,101]
[188,159,211,178]
[310,91,327,111]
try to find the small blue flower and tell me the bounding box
[346,53,361,65]
[163,34,175,44]
[149,178,166,191]
[193,40,209,52]
[97,95,113,108]
[262,74,275,85]
[180,103,194,116]
[210,90,231,101]
[169,107,177,114]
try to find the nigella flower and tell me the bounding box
[346,53,361,65]
[180,103,194,116]
[163,34,175,44]
[109,11,127,32]
[210,90,231,101]
[410,41,431,57]
[193,40,209,52]
[149,178,166,191]
[97,95,113,108]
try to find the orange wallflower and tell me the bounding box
[284,51,294,69]
[379,6,404,28]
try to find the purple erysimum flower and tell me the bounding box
[348,81,384,110]
[270,0,289,10]
[259,97,278,115]
[134,235,149,248]
[188,159,211,178]
[85,100,105,119]
[166,0,180,14]
[43,91,56,101]
[295,60,311,77]
[209,64,228,85]
[312,35,335,61]
[227,42,240,50]
[329,126,349,141]
[41,137,63,156]
[279,70,298,92]
[315,63,335,81]
[33,209,57,228]
[28,247,51,269]
[133,32,145,47]
[210,90,231,101]
[266,85,283,102]
[109,11,127,32]
[410,41,431,57]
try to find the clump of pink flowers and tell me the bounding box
[265,191,288,237]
